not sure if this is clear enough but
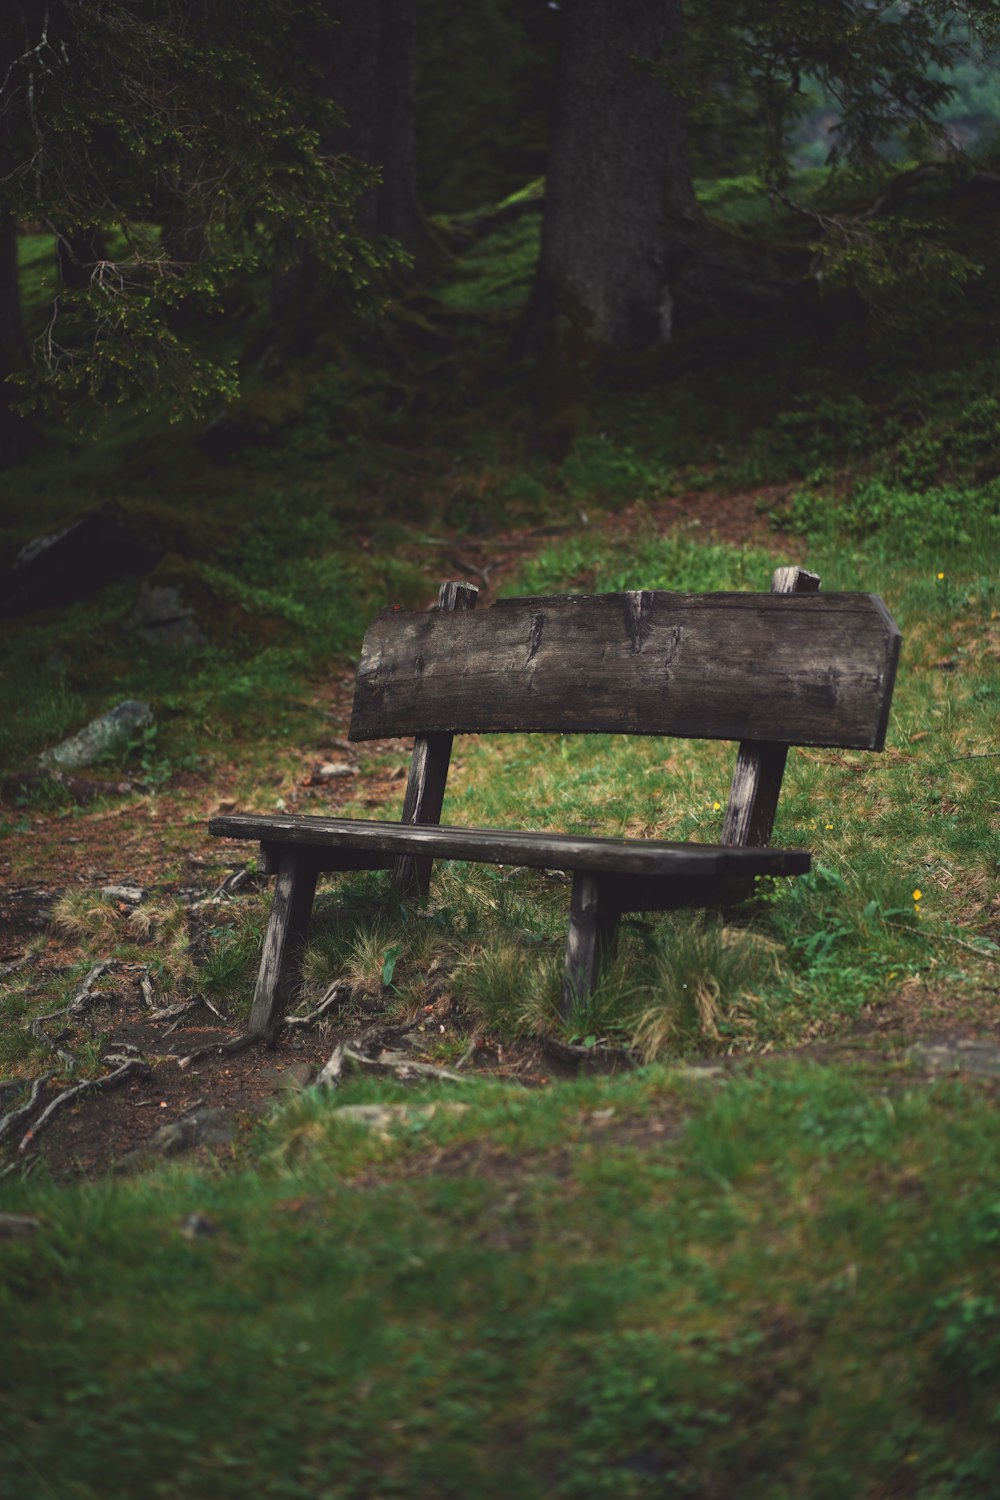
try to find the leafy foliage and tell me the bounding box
[0,0,393,422]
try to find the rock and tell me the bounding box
[262,1061,315,1094]
[0,502,163,616]
[144,1107,239,1157]
[127,581,204,649]
[311,761,358,783]
[101,884,145,905]
[39,700,153,771]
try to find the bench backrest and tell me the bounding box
[350,587,901,751]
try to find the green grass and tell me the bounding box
[5,1064,1000,1497]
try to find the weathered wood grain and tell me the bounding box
[722,566,820,847]
[349,590,901,749]
[564,872,619,1012]
[393,579,478,896]
[210,813,811,878]
[248,850,319,1038]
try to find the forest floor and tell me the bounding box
[3,483,998,1182]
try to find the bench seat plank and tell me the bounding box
[209,813,811,879]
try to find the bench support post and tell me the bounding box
[393,580,479,898]
[563,873,619,1016]
[249,848,319,1038]
[722,566,820,847]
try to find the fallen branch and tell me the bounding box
[175,1033,261,1070]
[148,1000,194,1023]
[0,1072,53,1143]
[886,920,999,960]
[198,992,227,1022]
[18,1059,150,1153]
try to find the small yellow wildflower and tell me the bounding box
[936,572,945,581]
[912,889,922,901]
[712,801,721,811]
[825,823,834,830]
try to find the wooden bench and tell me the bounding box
[209,567,901,1037]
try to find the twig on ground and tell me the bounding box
[163,1003,200,1035]
[139,971,157,1009]
[29,960,116,1042]
[175,1033,261,1070]
[186,895,229,915]
[156,993,227,1033]
[68,960,114,1020]
[886,920,999,960]
[283,983,350,1030]
[0,1073,53,1143]
[213,867,254,899]
[454,1035,483,1070]
[149,999,196,1024]
[18,1059,150,1153]
[943,752,1000,763]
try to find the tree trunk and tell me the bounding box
[266,0,432,355]
[535,0,702,353]
[372,0,429,257]
[319,0,432,262]
[0,213,32,467]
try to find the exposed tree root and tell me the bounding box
[316,1041,467,1090]
[18,1059,151,1154]
[0,1073,53,1144]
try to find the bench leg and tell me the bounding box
[562,873,619,1017]
[249,850,319,1039]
